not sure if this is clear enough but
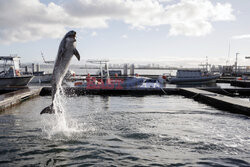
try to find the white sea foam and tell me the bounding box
[41,84,87,140]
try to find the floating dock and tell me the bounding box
[40,87,250,116]
[216,76,235,83]
[231,80,250,88]
[0,86,249,116]
[39,86,250,97]
[39,87,179,96]
[0,87,42,112]
[180,88,250,116]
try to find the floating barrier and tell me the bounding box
[0,86,250,116]
[0,88,42,112]
[180,88,250,116]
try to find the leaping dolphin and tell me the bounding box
[40,30,80,114]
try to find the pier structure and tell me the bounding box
[0,86,249,116]
[180,88,250,116]
[39,86,250,116]
[0,87,42,112]
[231,80,250,87]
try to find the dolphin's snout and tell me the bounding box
[72,33,76,41]
[66,30,77,40]
[73,34,76,42]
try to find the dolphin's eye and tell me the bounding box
[68,35,73,38]
[68,34,76,38]
[65,31,76,39]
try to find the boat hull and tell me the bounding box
[168,75,220,84]
[75,76,146,89]
[30,74,52,83]
[0,76,33,87]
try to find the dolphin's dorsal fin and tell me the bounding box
[74,49,80,61]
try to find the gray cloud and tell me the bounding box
[0,0,235,44]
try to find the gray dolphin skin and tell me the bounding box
[40,30,80,114]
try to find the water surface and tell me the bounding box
[0,95,249,166]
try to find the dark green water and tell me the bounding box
[0,95,249,166]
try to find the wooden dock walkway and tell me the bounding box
[180,88,250,116]
[0,88,42,112]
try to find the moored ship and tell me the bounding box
[167,69,220,84]
[0,56,33,87]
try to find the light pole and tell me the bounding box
[235,52,240,76]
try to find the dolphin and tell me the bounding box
[40,30,80,114]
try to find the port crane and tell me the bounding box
[41,52,54,64]
[86,59,110,78]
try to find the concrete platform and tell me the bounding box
[216,79,233,83]
[39,87,250,116]
[180,88,250,116]
[1,86,249,116]
[40,87,179,96]
[199,87,250,97]
[231,80,250,87]
[0,86,28,95]
[0,88,42,112]
[39,86,250,97]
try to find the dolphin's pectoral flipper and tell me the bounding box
[40,105,55,114]
[74,49,80,61]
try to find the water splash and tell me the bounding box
[41,84,88,140]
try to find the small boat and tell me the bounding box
[0,56,33,87]
[30,68,73,84]
[74,59,145,89]
[0,76,33,87]
[29,52,54,83]
[140,79,162,88]
[167,69,220,84]
[29,71,52,83]
[158,73,169,84]
[74,75,145,89]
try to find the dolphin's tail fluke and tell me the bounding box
[40,104,55,114]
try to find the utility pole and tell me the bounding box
[235,52,240,76]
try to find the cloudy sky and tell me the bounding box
[0,0,250,67]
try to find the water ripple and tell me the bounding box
[0,96,249,166]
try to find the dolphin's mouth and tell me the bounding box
[68,32,76,41]
[72,35,76,42]
[69,34,76,38]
